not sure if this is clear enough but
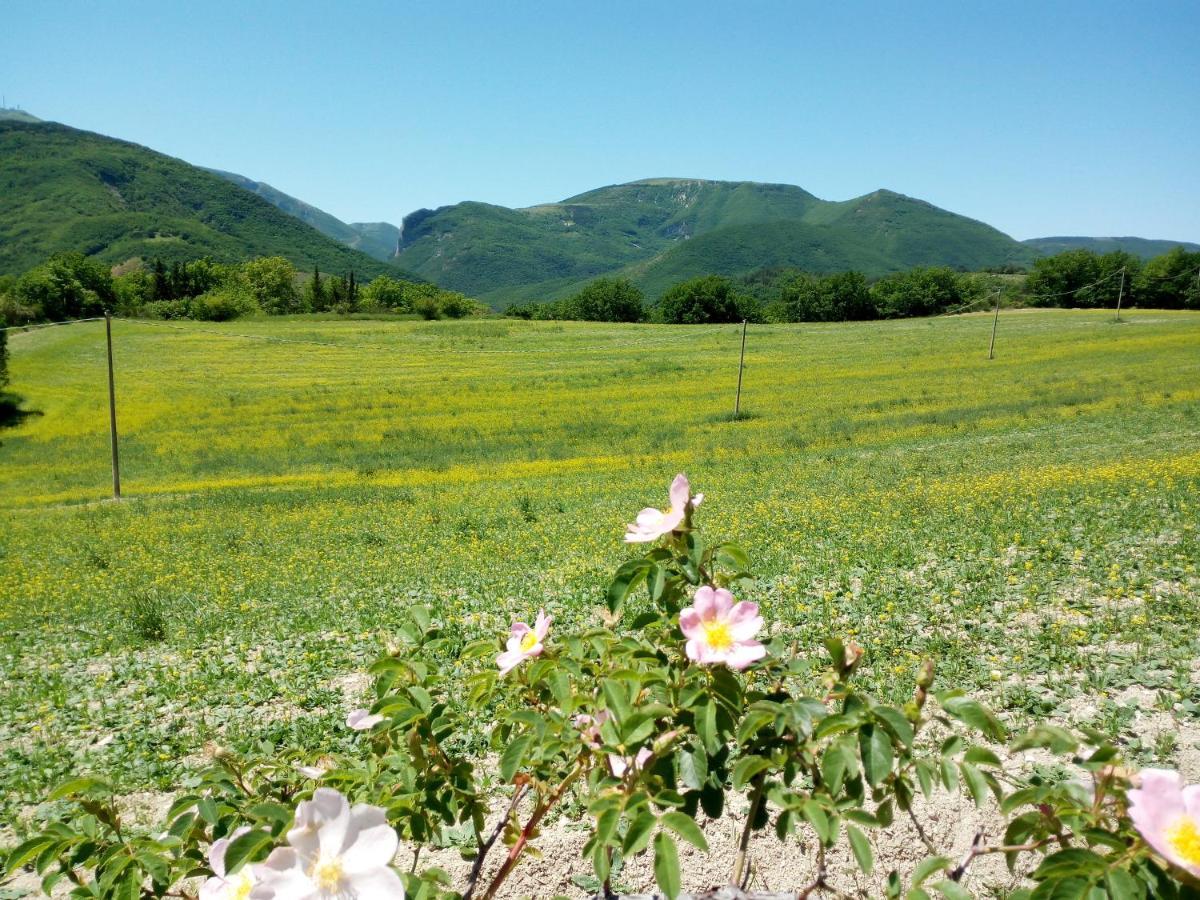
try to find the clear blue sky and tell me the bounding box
[3,0,1198,241]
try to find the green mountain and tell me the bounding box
[0,107,41,123]
[206,168,401,261]
[0,120,411,279]
[394,178,1034,304]
[1023,236,1200,259]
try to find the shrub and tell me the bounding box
[657,275,749,324]
[12,472,1198,899]
[562,277,646,322]
[188,286,258,321]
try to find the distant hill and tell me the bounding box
[0,120,413,279]
[1023,236,1200,259]
[393,178,1034,304]
[0,107,41,123]
[206,168,401,261]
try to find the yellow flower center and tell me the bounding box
[702,620,733,652]
[1167,817,1200,866]
[312,857,344,892]
[231,873,254,900]
[519,631,539,653]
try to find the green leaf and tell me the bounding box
[859,724,893,787]
[932,880,973,900]
[736,709,775,744]
[938,694,1007,741]
[963,746,1003,768]
[696,698,720,755]
[874,706,914,748]
[847,824,874,874]
[653,831,681,899]
[608,559,651,616]
[1104,868,1141,900]
[959,761,989,807]
[222,829,274,875]
[801,799,836,845]
[822,739,853,794]
[7,836,57,872]
[732,755,772,790]
[48,777,108,800]
[623,812,658,856]
[661,812,708,851]
[499,733,534,783]
[1011,724,1079,755]
[678,746,707,791]
[602,678,632,724]
[913,855,953,886]
[1032,849,1109,880]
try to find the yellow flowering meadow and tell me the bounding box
[0,309,1197,822]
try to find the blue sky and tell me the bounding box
[2,0,1198,241]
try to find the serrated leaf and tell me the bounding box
[874,706,914,748]
[847,824,873,874]
[732,755,772,790]
[661,812,708,851]
[696,698,719,755]
[932,880,973,900]
[499,733,534,783]
[859,724,893,787]
[653,831,681,899]
[938,694,1007,741]
[222,829,274,875]
[623,812,657,856]
[913,855,953,886]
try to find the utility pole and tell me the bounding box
[1115,266,1126,322]
[733,320,747,420]
[105,313,121,500]
[987,291,1002,360]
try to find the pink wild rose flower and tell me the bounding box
[624,473,703,543]
[1129,768,1200,879]
[679,585,766,670]
[496,610,551,675]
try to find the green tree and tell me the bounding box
[562,277,645,322]
[305,266,329,312]
[15,252,115,320]
[1024,249,1102,307]
[359,275,411,312]
[657,275,747,324]
[1134,246,1200,310]
[870,266,966,318]
[240,257,299,315]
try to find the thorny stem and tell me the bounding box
[906,804,937,854]
[462,783,528,900]
[480,762,586,900]
[732,776,766,889]
[949,831,1056,882]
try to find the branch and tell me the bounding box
[461,783,527,900]
[480,763,585,900]
[949,831,1055,882]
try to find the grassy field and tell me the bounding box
[1,309,1198,830]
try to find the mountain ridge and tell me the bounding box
[0,120,414,279]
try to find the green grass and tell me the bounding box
[1,309,1198,829]
[0,121,414,279]
[396,178,1033,304]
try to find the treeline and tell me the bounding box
[505,246,1200,324]
[0,253,486,326]
[1024,246,1199,310]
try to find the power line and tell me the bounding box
[113,316,738,355]
[1,316,106,334]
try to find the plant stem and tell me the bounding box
[480,763,585,900]
[731,776,766,888]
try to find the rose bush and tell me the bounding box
[5,474,1198,899]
